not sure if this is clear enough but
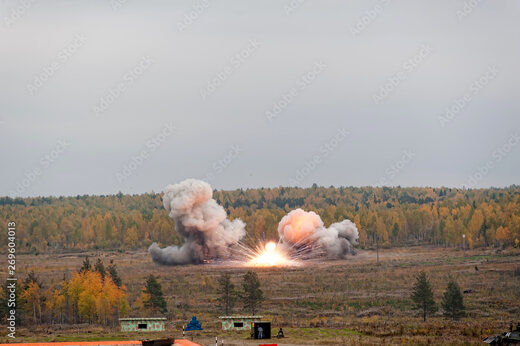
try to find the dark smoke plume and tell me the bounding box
[149,179,245,265]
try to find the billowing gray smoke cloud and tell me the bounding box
[149,179,246,265]
[278,208,359,258]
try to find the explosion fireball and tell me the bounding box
[149,179,359,266]
[278,208,359,259]
[246,241,297,267]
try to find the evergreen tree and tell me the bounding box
[94,258,106,280]
[411,271,437,322]
[107,261,122,287]
[23,271,42,290]
[442,277,465,320]
[144,275,167,314]
[217,273,236,316]
[80,256,91,273]
[241,271,263,315]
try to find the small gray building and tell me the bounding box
[119,317,167,332]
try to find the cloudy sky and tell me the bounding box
[1,0,519,197]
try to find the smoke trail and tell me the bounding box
[149,179,246,265]
[278,208,359,258]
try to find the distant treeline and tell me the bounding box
[1,185,519,253]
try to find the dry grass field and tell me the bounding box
[2,246,520,345]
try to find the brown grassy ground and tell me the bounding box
[2,246,520,345]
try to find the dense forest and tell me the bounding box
[1,185,520,253]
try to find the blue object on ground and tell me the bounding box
[184,316,203,331]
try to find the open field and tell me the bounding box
[2,246,520,345]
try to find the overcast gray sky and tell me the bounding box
[1,0,519,197]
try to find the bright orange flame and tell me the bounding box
[247,241,296,267]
